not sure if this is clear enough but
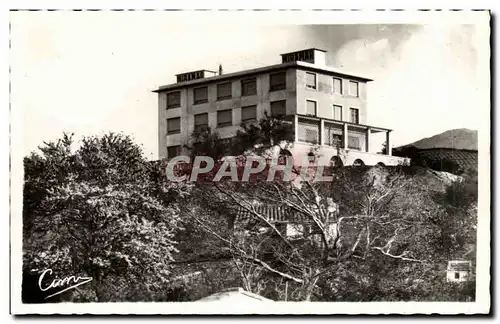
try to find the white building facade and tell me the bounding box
[154,48,409,166]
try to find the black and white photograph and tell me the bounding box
[9,9,491,315]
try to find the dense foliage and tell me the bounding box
[23,133,183,302]
[22,125,477,302]
[185,113,294,159]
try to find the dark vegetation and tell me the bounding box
[22,118,477,302]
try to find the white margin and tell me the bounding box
[6,6,492,316]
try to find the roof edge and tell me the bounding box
[152,62,373,93]
[280,47,327,55]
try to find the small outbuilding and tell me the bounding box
[446,260,472,282]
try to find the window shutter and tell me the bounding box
[333,105,342,120]
[298,119,319,144]
[167,91,181,108]
[349,81,359,97]
[167,117,181,134]
[270,72,286,91]
[167,145,181,158]
[241,105,257,121]
[217,110,232,127]
[333,78,342,94]
[306,100,317,116]
[350,108,359,124]
[194,87,208,104]
[217,82,232,99]
[306,72,316,89]
[195,113,208,127]
[270,100,286,117]
[348,135,361,149]
[242,79,257,96]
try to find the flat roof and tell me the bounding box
[175,69,217,76]
[280,47,327,55]
[153,61,374,93]
[296,114,392,133]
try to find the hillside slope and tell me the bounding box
[402,129,477,151]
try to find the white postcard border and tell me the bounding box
[9,8,491,315]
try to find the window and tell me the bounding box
[330,156,343,167]
[348,136,361,150]
[353,158,365,166]
[278,150,292,165]
[217,82,232,100]
[167,145,181,158]
[193,86,208,104]
[349,81,359,97]
[306,72,317,89]
[306,100,317,116]
[455,272,460,279]
[330,134,343,147]
[298,119,319,144]
[333,105,342,121]
[333,78,343,94]
[217,109,232,127]
[241,78,257,96]
[286,223,305,238]
[270,100,286,117]
[167,117,181,134]
[350,108,359,124]
[241,105,257,123]
[194,113,209,131]
[166,91,181,109]
[269,72,286,91]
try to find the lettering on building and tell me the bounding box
[282,49,315,64]
[176,70,206,83]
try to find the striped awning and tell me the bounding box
[447,261,471,272]
[235,205,335,223]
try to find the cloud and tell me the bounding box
[331,24,481,148]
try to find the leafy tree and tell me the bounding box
[23,133,182,302]
[184,126,229,161]
[185,113,294,159]
[233,113,294,154]
[23,133,75,237]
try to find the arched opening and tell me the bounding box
[278,149,293,166]
[353,159,365,167]
[376,162,386,167]
[330,156,344,168]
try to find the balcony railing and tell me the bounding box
[293,114,393,155]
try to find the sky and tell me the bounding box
[10,11,488,160]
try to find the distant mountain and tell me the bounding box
[395,129,478,174]
[400,129,478,151]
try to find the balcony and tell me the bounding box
[292,114,394,155]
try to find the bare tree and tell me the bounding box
[186,164,433,301]
[179,116,448,301]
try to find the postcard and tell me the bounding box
[10,9,491,315]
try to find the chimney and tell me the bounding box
[219,64,223,76]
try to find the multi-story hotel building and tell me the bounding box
[153,48,408,166]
